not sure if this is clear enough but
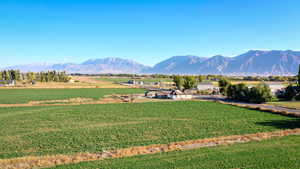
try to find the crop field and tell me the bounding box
[0,101,298,159]
[0,88,144,104]
[96,77,173,83]
[52,135,300,169]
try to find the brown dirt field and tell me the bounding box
[0,95,169,108]
[0,76,134,89]
[1,128,300,169]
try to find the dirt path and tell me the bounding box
[197,95,300,117]
[0,76,131,89]
[72,76,134,88]
[1,128,300,169]
[0,95,171,108]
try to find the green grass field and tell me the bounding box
[96,77,173,83]
[0,88,144,104]
[0,101,298,159]
[51,135,300,169]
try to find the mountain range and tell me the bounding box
[3,50,300,75]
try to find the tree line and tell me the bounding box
[0,70,71,83]
[0,70,21,81]
[71,73,297,83]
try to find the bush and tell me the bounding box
[248,84,273,103]
[225,83,272,104]
[280,85,300,101]
[294,93,300,101]
[235,83,250,102]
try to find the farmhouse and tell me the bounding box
[265,82,286,95]
[169,90,193,100]
[128,80,144,85]
[197,82,217,90]
[247,82,285,95]
[197,82,220,95]
[145,89,193,100]
[145,91,157,98]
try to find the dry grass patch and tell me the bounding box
[217,100,300,118]
[269,101,300,110]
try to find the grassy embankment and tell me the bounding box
[269,101,300,110]
[51,135,300,169]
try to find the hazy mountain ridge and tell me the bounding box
[146,50,300,75]
[3,50,300,75]
[224,50,300,75]
[144,55,207,74]
[4,57,150,74]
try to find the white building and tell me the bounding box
[169,90,193,100]
[197,82,216,90]
[266,82,285,95]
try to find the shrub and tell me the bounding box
[235,83,250,101]
[225,83,250,102]
[224,83,272,104]
[281,85,300,101]
[248,84,273,103]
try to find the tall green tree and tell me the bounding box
[183,76,197,90]
[197,75,203,83]
[10,70,16,81]
[173,75,184,90]
[26,72,36,82]
[218,78,231,95]
[15,70,21,81]
[4,70,10,80]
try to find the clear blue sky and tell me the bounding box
[1,0,300,67]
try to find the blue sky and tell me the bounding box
[1,0,300,67]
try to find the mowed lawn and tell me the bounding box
[0,88,144,104]
[0,101,299,159]
[52,135,300,169]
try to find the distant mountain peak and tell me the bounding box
[210,55,227,59]
[3,50,300,75]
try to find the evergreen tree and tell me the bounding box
[10,70,16,81]
[4,70,10,80]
